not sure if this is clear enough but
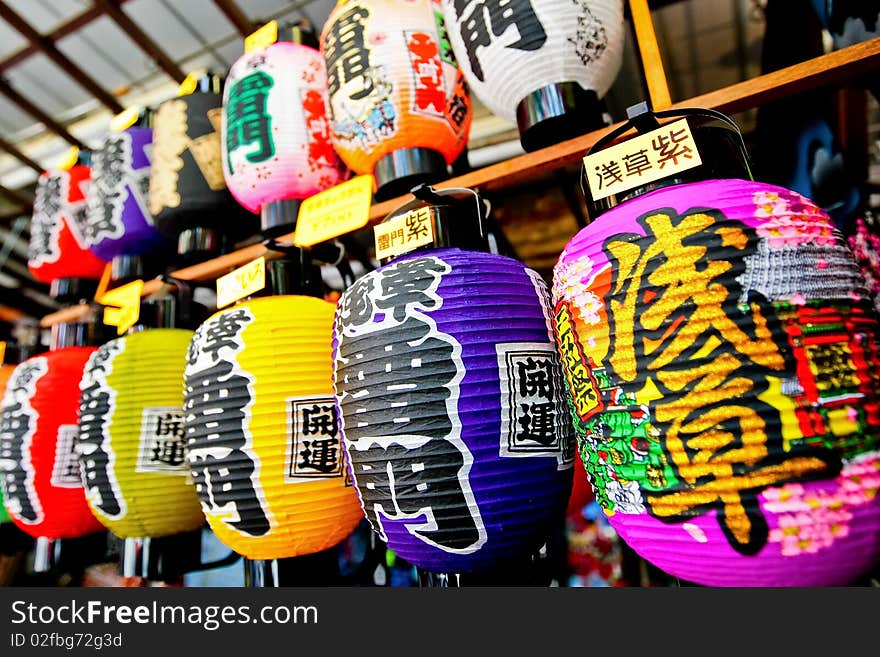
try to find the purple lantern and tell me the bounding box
[84,125,170,261]
[333,247,574,574]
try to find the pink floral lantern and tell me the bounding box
[222,22,348,237]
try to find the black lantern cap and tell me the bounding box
[246,239,324,300]
[516,83,608,153]
[128,278,209,333]
[261,198,300,239]
[581,102,754,222]
[373,148,450,202]
[376,183,490,266]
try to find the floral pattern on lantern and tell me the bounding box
[27,165,107,284]
[222,41,347,215]
[320,0,472,174]
[184,296,363,560]
[84,127,168,260]
[552,178,880,586]
[78,330,203,539]
[0,349,104,540]
[441,0,624,122]
[333,249,574,574]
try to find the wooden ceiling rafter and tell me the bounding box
[92,0,186,84]
[0,183,32,209]
[0,134,43,174]
[0,1,134,73]
[212,0,255,37]
[0,2,123,113]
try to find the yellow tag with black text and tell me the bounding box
[374,206,436,261]
[110,107,142,132]
[57,146,79,171]
[177,71,200,96]
[216,256,266,309]
[582,118,702,202]
[293,175,374,247]
[101,279,144,335]
[245,20,278,53]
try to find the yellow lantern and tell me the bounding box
[78,329,204,540]
[184,292,364,562]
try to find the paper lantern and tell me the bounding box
[552,178,880,586]
[84,127,169,260]
[27,165,107,285]
[78,329,203,540]
[321,0,472,199]
[333,248,575,574]
[184,296,364,561]
[222,37,347,234]
[0,348,105,542]
[442,0,623,151]
[150,77,261,253]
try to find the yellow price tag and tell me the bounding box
[294,175,374,248]
[0,341,6,365]
[216,256,266,309]
[101,279,144,335]
[245,20,278,53]
[57,146,79,171]
[177,71,200,96]
[582,118,702,202]
[374,206,436,261]
[110,106,142,132]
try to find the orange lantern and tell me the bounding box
[321,0,472,200]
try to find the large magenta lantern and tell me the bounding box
[552,107,880,586]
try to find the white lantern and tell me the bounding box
[442,0,624,151]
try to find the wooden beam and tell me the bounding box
[0,135,42,173]
[0,3,123,113]
[93,0,186,84]
[0,78,87,150]
[213,0,254,37]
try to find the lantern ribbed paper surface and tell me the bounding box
[0,349,104,540]
[222,41,347,215]
[85,127,168,260]
[441,0,623,122]
[552,178,880,586]
[28,165,107,284]
[321,0,472,174]
[151,92,259,243]
[78,330,204,539]
[333,249,575,573]
[184,296,363,560]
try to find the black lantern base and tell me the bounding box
[244,550,345,587]
[373,148,449,202]
[515,83,607,153]
[121,530,203,584]
[32,531,108,576]
[261,198,301,238]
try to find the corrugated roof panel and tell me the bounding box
[60,14,157,87]
[121,0,204,64]
[5,53,94,120]
[0,15,29,59]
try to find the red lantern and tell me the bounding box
[27,165,107,286]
